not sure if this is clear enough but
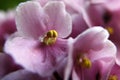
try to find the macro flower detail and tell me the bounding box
[4,1,72,77]
[43,30,58,45]
[108,75,118,80]
[107,63,120,80]
[81,0,120,68]
[106,27,114,35]
[76,54,92,68]
[0,0,120,80]
[65,27,116,80]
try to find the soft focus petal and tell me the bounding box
[0,10,16,52]
[86,4,105,26]
[4,34,68,77]
[44,1,72,38]
[0,53,21,79]
[88,40,116,62]
[89,0,106,4]
[2,10,16,38]
[69,13,88,38]
[73,27,109,52]
[64,38,74,80]
[115,47,120,65]
[98,58,115,80]
[83,58,115,80]
[33,0,49,6]
[1,69,50,80]
[73,60,100,80]
[108,63,120,80]
[71,40,116,80]
[65,27,116,80]
[104,0,120,11]
[16,1,46,39]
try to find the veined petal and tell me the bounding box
[73,27,109,52]
[88,40,116,62]
[16,1,47,39]
[4,34,68,77]
[4,36,54,77]
[44,1,72,38]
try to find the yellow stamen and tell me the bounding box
[52,30,58,37]
[77,56,92,68]
[47,30,54,37]
[106,27,114,34]
[43,30,58,45]
[108,75,118,80]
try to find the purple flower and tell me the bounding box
[64,27,116,80]
[82,0,120,67]
[0,10,16,52]
[66,0,89,38]
[107,63,120,80]
[0,53,52,80]
[34,0,89,38]
[4,1,72,77]
[0,53,21,79]
[70,0,120,70]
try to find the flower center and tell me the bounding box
[108,75,118,80]
[76,56,92,68]
[43,30,58,45]
[106,27,114,35]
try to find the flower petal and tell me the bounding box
[88,40,116,62]
[0,53,21,79]
[44,1,72,38]
[115,47,120,65]
[1,69,50,80]
[4,34,68,77]
[98,58,115,80]
[70,14,89,38]
[109,63,120,80]
[16,1,47,39]
[73,27,109,52]
[64,38,74,80]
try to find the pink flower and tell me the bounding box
[4,1,72,77]
[107,63,120,80]
[82,0,120,67]
[0,53,21,79]
[34,0,89,38]
[65,27,116,80]
[60,0,89,38]
[0,53,54,80]
[0,10,16,52]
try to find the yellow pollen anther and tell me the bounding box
[47,30,53,37]
[108,75,118,80]
[52,30,58,37]
[47,30,58,38]
[77,56,92,68]
[106,27,114,34]
[43,30,58,45]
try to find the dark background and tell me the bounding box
[0,0,27,10]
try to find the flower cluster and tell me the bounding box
[0,0,120,80]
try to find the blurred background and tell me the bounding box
[0,0,27,10]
